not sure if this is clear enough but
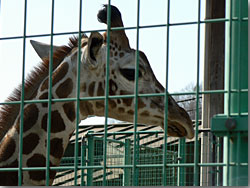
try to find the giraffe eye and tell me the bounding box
[119,68,142,81]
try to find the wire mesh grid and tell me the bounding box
[53,129,182,186]
[48,124,229,186]
[0,0,248,186]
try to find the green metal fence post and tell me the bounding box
[163,0,170,186]
[177,138,186,186]
[194,0,201,185]
[86,131,94,186]
[81,136,87,186]
[225,0,248,185]
[74,0,83,185]
[123,139,131,186]
[216,137,223,186]
[103,1,112,186]
[211,0,248,186]
[18,0,28,185]
[132,0,141,186]
[46,0,55,185]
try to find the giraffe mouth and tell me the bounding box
[149,98,194,139]
[167,121,188,138]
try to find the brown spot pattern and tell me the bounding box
[0,160,19,185]
[41,111,65,133]
[96,101,104,109]
[39,92,55,107]
[56,78,73,98]
[88,82,95,96]
[117,99,121,104]
[81,83,87,92]
[27,153,56,181]
[41,78,49,92]
[108,100,117,108]
[39,92,49,107]
[86,102,94,115]
[138,98,146,109]
[120,90,133,106]
[109,79,118,95]
[150,102,157,109]
[24,104,39,132]
[140,111,150,116]
[50,138,64,159]
[154,115,163,120]
[16,104,39,133]
[23,133,40,155]
[110,51,113,57]
[0,135,16,162]
[118,107,125,113]
[119,52,124,58]
[41,63,69,92]
[122,98,133,107]
[127,110,134,115]
[97,82,104,96]
[80,101,94,116]
[63,102,75,122]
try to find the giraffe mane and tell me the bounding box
[0,34,88,142]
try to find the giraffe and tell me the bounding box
[0,5,194,185]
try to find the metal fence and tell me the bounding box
[0,0,248,186]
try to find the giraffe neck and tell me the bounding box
[0,39,79,143]
[0,56,90,185]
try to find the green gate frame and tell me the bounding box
[0,0,248,186]
[211,0,248,186]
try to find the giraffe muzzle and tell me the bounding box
[167,106,195,139]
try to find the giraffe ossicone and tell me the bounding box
[0,5,194,185]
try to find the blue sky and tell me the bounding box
[0,0,205,103]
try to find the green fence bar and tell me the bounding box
[193,0,201,186]
[102,1,112,186]
[211,0,248,186]
[215,137,223,186]
[80,137,86,186]
[123,139,131,186]
[86,131,94,185]
[132,0,141,186]
[225,0,248,185]
[18,0,28,185]
[177,138,186,186]
[73,0,83,185]
[45,0,55,185]
[162,0,170,185]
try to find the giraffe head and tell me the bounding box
[31,5,194,139]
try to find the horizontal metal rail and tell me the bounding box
[0,17,248,41]
[0,162,247,172]
[1,89,248,105]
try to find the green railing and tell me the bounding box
[0,0,248,186]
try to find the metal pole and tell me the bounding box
[177,138,186,186]
[224,0,248,185]
[123,139,131,186]
[86,131,94,186]
[81,137,86,186]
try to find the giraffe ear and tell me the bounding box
[30,40,61,60]
[87,32,103,67]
